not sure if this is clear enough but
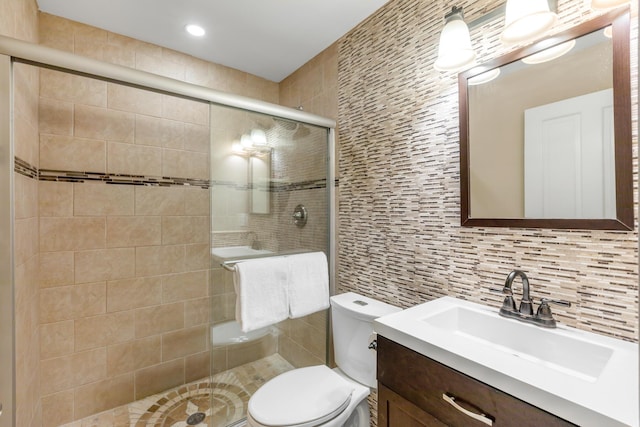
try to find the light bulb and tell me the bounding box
[185,24,205,37]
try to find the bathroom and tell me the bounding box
[1,0,637,426]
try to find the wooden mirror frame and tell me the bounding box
[459,8,632,230]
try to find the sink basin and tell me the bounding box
[374,296,639,427]
[211,246,272,259]
[423,305,613,381]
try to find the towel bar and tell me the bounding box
[219,250,315,272]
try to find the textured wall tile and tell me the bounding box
[135,245,186,277]
[39,97,73,136]
[74,248,136,284]
[40,217,105,252]
[40,251,74,288]
[40,282,106,323]
[41,390,74,427]
[134,359,185,400]
[107,83,163,117]
[39,181,73,217]
[106,277,163,312]
[106,336,162,376]
[74,310,136,351]
[74,183,135,216]
[75,104,135,143]
[135,302,185,338]
[107,141,162,176]
[161,270,209,304]
[40,347,106,395]
[161,216,209,245]
[106,216,162,248]
[40,134,106,172]
[40,320,74,359]
[73,373,135,419]
[161,325,208,361]
[40,68,107,107]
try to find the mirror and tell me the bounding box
[459,8,632,230]
[250,152,271,214]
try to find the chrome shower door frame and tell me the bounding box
[0,53,15,427]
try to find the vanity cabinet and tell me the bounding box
[377,336,577,427]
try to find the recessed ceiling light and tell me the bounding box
[185,24,205,37]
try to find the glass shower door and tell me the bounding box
[209,103,331,426]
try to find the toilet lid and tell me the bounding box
[249,365,354,427]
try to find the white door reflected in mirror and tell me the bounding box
[524,89,615,219]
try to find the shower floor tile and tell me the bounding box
[61,354,294,427]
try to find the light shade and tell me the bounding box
[501,0,557,44]
[434,7,476,72]
[468,68,501,85]
[591,0,630,9]
[522,39,576,64]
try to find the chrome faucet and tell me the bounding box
[497,270,571,328]
[247,231,261,250]
[503,269,533,316]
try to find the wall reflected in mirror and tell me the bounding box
[469,27,612,219]
[459,8,632,230]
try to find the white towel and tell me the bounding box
[287,252,330,318]
[233,256,289,333]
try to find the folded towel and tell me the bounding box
[287,252,330,318]
[233,256,289,332]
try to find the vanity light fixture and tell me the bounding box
[185,24,205,37]
[435,1,558,72]
[591,0,630,9]
[434,7,476,72]
[603,25,613,38]
[521,39,576,64]
[250,129,267,146]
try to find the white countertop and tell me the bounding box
[374,297,639,427]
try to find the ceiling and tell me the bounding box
[36,0,390,83]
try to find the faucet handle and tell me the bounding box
[540,298,571,308]
[535,298,571,328]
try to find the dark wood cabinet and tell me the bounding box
[377,336,577,427]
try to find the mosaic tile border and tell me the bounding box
[15,157,334,192]
[15,157,211,188]
[14,157,38,180]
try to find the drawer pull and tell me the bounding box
[442,393,494,426]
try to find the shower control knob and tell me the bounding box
[292,204,308,227]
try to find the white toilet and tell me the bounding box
[247,292,401,427]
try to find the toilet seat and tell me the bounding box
[248,365,355,427]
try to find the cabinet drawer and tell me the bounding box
[377,336,576,427]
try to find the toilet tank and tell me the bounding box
[330,292,401,388]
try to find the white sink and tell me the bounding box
[374,296,639,427]
[423,305,613,381]
[211,245,272,259]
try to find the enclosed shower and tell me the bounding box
[0,35,335,427]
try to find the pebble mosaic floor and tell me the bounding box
[62,354,294,427]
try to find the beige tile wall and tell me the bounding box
[34,12,281,424]
[38,178,211,424]
[2,0,41,426]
